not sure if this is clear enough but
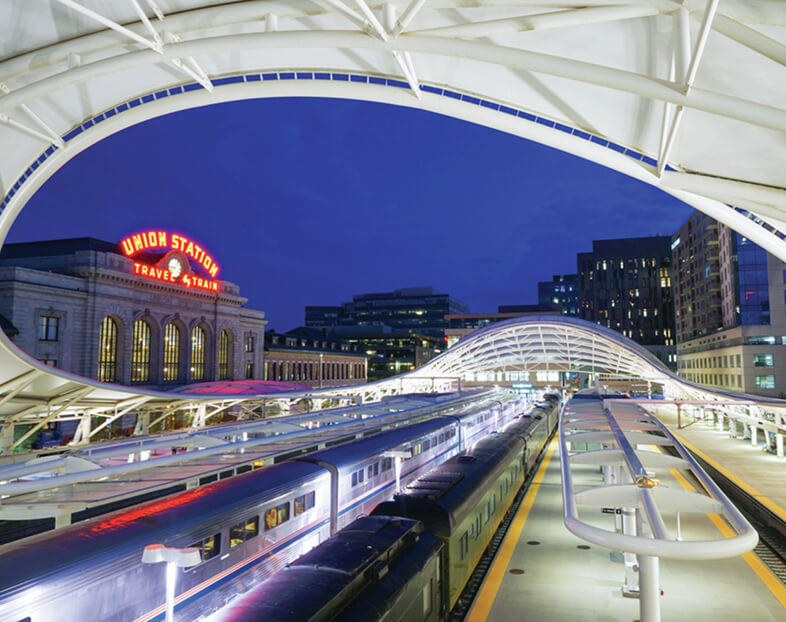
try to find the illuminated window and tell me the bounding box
[230,516,258,547]
[98,316,118,382]
[754,354,774,368]
[245,334,255,352]
[38,315,59,341]
[265,502,290,530]
[294,491,315,516]
[130,320,151,383]
[246,362,254,379]
[191,325,206,381]
[218,329,230,379]
[162,323,180,382]
[755,375,775,389]
[189,533,221,563]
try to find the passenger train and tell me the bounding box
[0,394,527,622]
[211,396,560,621]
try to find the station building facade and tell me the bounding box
[264,327,367,388]
[672,212,786,397]
[0,236,266,388]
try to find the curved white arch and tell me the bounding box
[1,1,786,449]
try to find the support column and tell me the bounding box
[716,412,724,431]
[55,513,71,528]
[0,421,13,454]
[751,425,758,448]
[729,418,737,439]
[638,555,661,622]
[777,433,784,459]
[622,507,639,597]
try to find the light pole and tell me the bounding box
[142,543,201,622]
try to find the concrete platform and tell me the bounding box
[467,439,786,621]
[649,405,786,523]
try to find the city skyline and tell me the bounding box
[9,97,694,330]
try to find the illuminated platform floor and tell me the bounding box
[466,440,786,622]
[652,407,786,524]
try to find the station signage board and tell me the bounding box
[119,230,221,293]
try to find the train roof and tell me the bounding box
[214,515,442,622]
[0,460,325,594]
[299,416,455,469]
[373,413,543,536]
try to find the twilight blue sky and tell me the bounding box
[10,97,693,331]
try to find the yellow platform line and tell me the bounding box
[666,461,786,608]
[466,437,557,622]
[671,431,786,524]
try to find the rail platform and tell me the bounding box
[466,438,786,621]
[649,405,786,524]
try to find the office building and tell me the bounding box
[577,236,675,368]
[673,212,786,397]
[0,235,266,387]
[306,287,469,339]
[445,305,560,348]
[537,274,579,316]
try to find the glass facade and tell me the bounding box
[162,323,180,382]
[130,320,151,382]
[191,325,206,381]
[735,234,770,325]
[98,316,117,382]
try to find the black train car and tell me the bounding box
[214,515,443,622]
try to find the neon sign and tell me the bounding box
[120,230,219,277]
[119,231,221,293]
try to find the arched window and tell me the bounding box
[191,325,206,381]
[131,319,151,383]
[218,329,230,380]
[98,316,117,382]
[163,323,180,382]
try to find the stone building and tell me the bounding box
[0,236,266,388]
[264,327,367,388]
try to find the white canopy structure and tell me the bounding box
[1,1,785,449]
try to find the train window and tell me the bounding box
[189,533,221,562]
[438,433,444,444]
[491,494,496,515]
[412,443,422,456]
[230,516,259,547]
[423,439,430,451]
[423,578,433,617]
[352,472,358,486]
[265,502,290,530]
[373,462,379,476]
[294,491,315,515]
[483,502,490,525]
[382,457,392,472]
[475,515,481,537]
[358,469,364,483]
[459,532,469,560]
[368,465,373,479]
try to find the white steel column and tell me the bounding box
[638,555,661,622]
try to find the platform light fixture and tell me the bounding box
[142,543,201,622]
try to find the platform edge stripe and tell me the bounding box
[667,465,786,610]
[465,437,557,622]
[672,431,786,523]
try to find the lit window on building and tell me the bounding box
[38,315,59,341]
[191,325,206,381]
[245,334,254,352]
[163,323,180,382]
[753,353,774,368]
[130,319,151,383]
[755,375,775,390]
[98,316,118,382]
[218,329,230,380]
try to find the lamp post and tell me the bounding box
[142,544,201,622]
